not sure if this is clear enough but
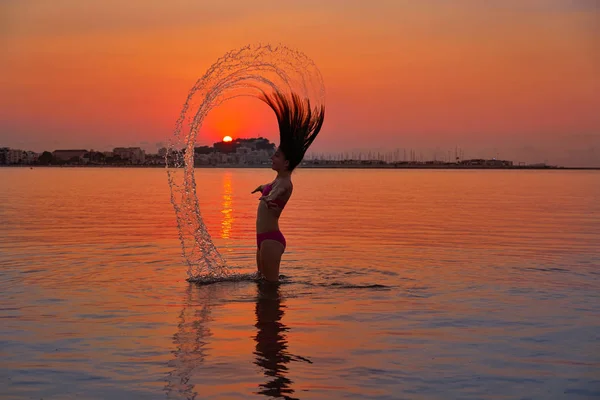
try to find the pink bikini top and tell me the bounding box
[261,183,288,209]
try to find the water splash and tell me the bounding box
[166,44,326,281]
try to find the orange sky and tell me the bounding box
[1,0,599,166]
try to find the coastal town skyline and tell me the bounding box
[1,134,596,168]
[0,136,573,169]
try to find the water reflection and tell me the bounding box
[164,282,312,400]
[254,283,312,399]
[165,284,218,399]
[220,172,234,239]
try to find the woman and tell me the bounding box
[252,91,325,282]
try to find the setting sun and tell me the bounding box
[223,136,233,142]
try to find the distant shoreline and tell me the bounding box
[2,164,599,170]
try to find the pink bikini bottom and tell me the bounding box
[257,230,286,251]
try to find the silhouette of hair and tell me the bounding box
[260,90,325,171]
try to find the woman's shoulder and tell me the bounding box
[277,177,293,189]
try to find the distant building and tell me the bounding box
[213,141,236,154]
[113,147,145,164]
[23,151,39,164]
[0,147,9,164]
[195,152,230,165]
[212,137,275,155]
[0,149,39,164]
[53,149,88,162]
[460,159,513,167]
[239,149,271,165]
[195,154,210,165]
[145,154,166,165]
[7,149,22,164]
[3,148,37,164]
[192,137,275,165]
[238,137,274,152]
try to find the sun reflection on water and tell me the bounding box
[220,172,234,239]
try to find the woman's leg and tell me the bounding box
[259,240,285,282]
[256,249,262,275]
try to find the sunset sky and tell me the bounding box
[1,0,599,166]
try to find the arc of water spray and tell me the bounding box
[166,44,325,282]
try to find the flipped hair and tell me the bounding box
[260,90,325,171]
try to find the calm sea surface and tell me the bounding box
[1,168,599,399]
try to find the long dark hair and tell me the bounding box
[260,90,325,171]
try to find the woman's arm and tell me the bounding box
[260,180,289,208]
